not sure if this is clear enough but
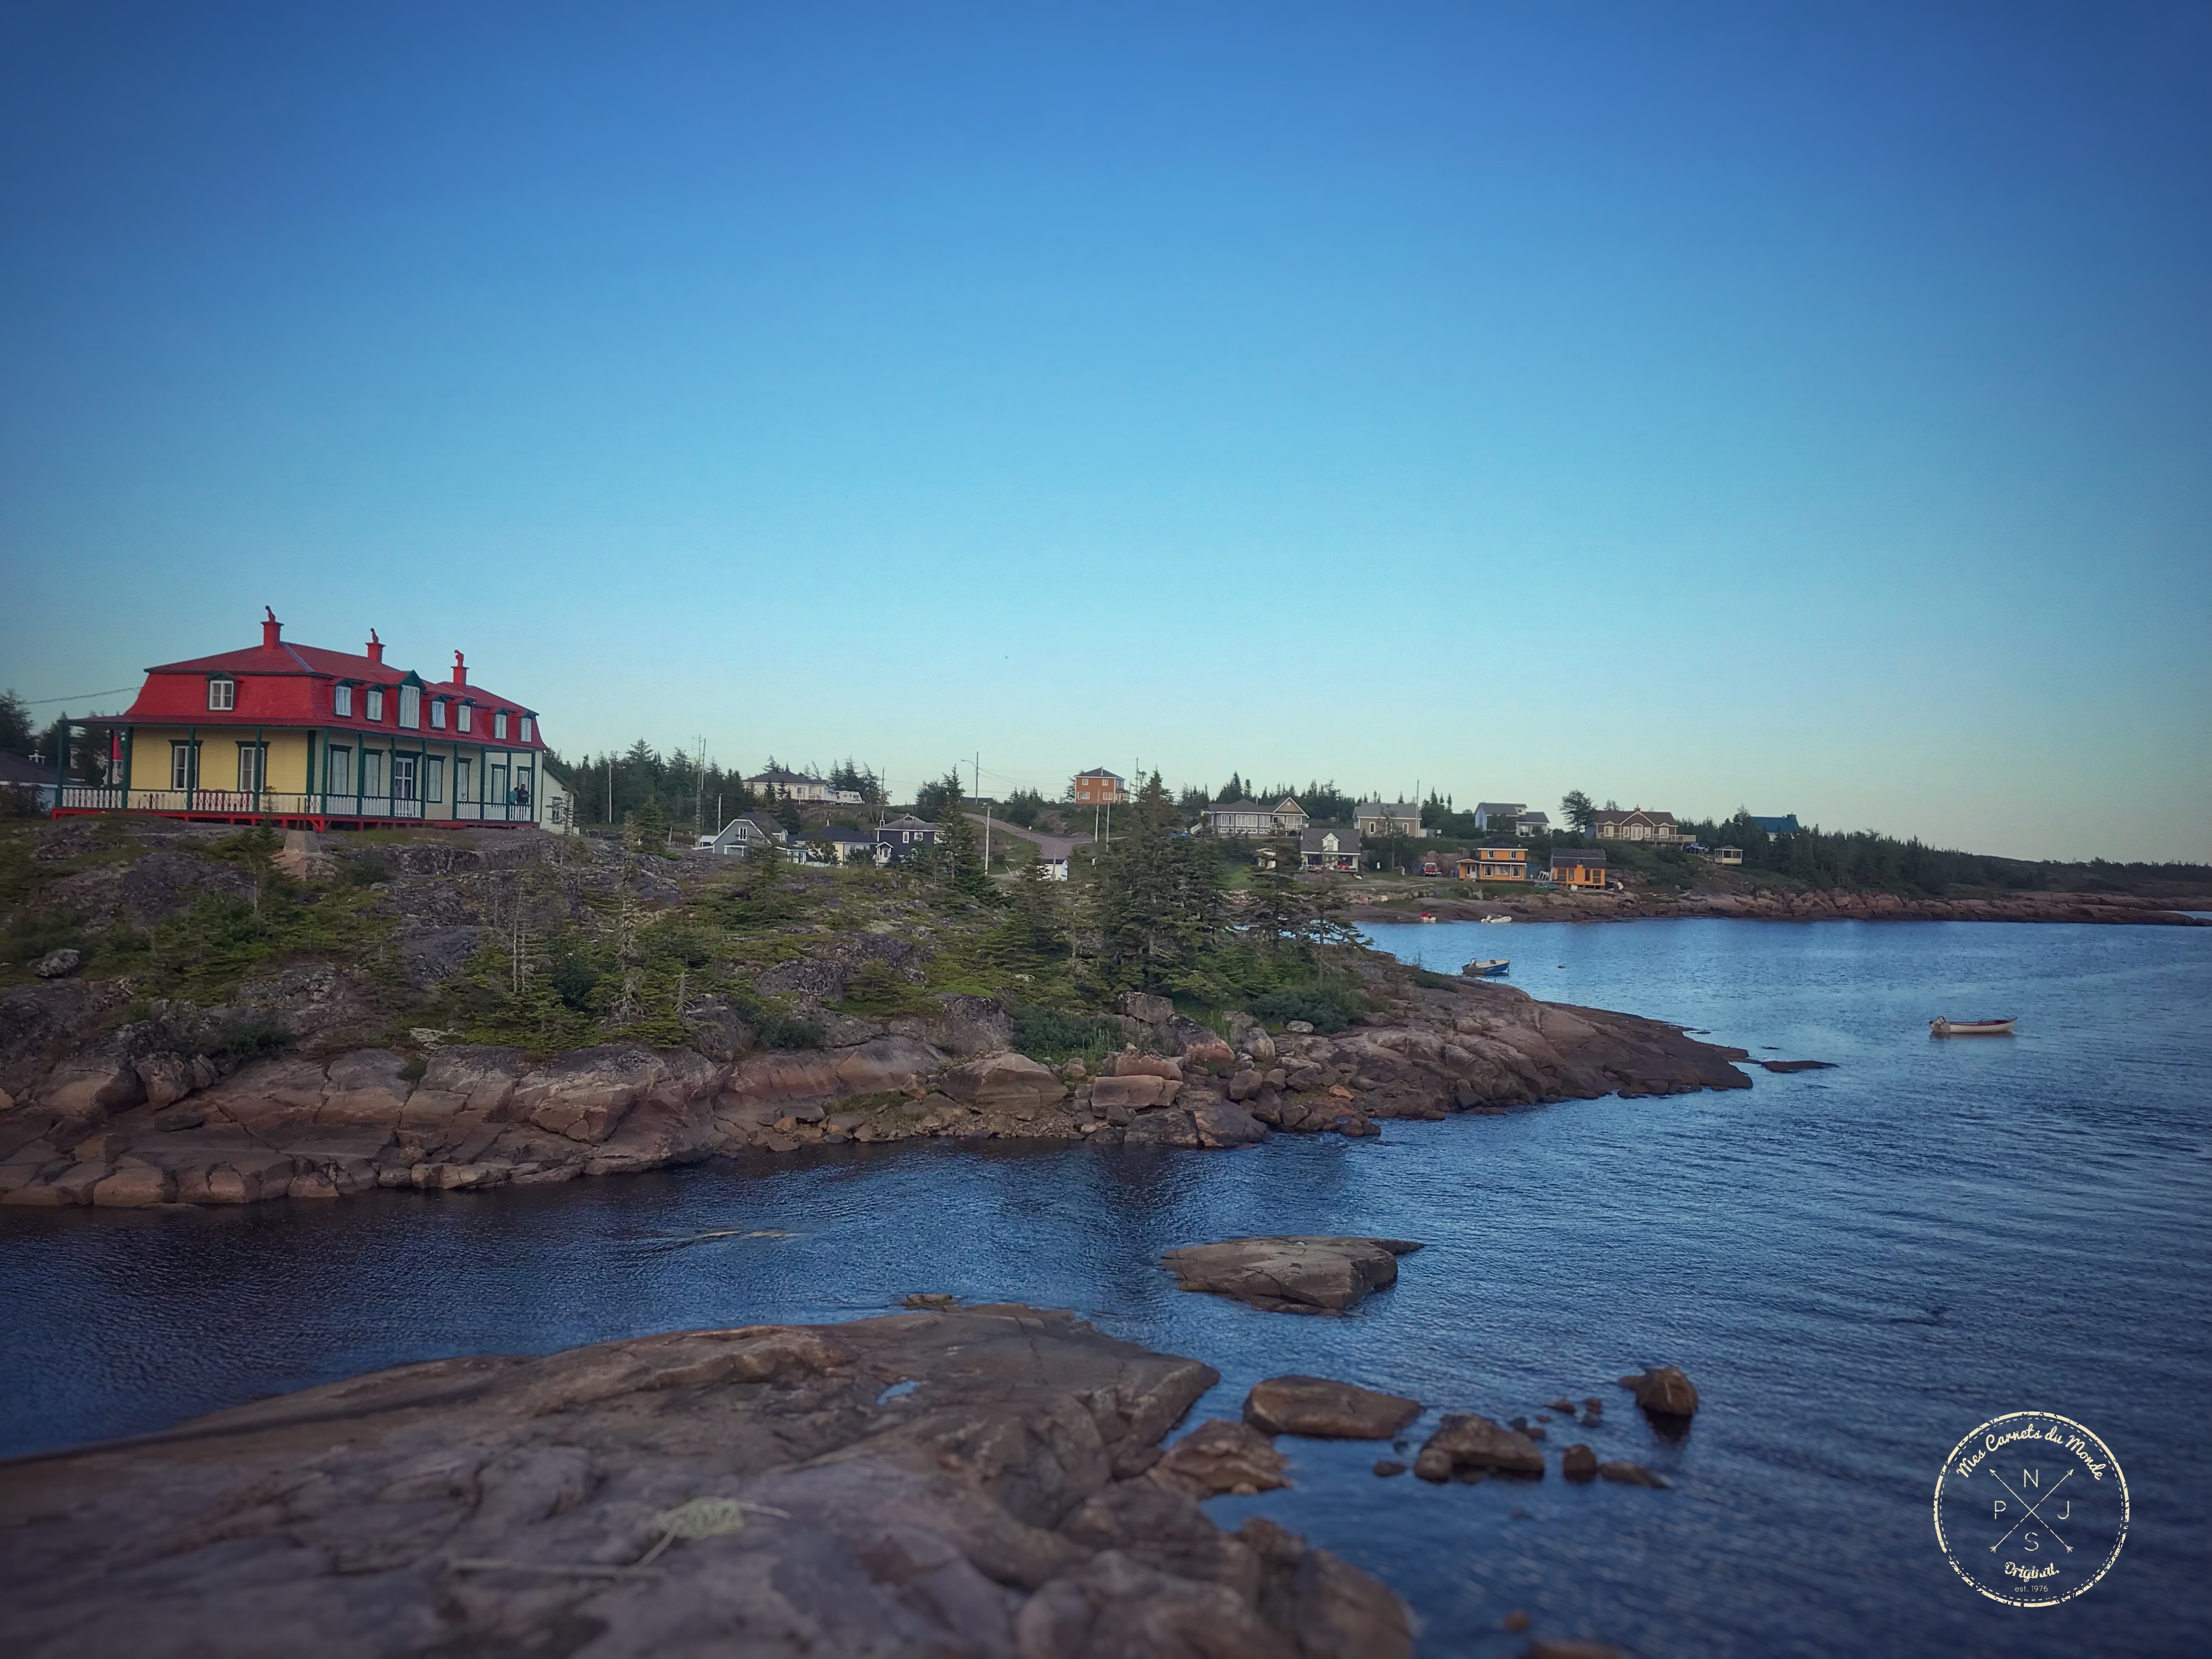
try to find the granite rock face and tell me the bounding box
[1160,1238,1423,1314]
[0,1306,1410,1659]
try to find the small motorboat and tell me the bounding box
[1479,914,1512,924]
[1464,958,1510,977]
[1418,911,1438,923]
[1929,1017,2017,1037]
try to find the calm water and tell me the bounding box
[3,919,2207,1657]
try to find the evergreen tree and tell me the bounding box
[1561,789,1596,833]
[1095,773,1229,990]
[929,775,993,903]
[627,797,668,851]
[0,689,33,756]
[1246,835,1307,949]
[1006,843,1065,954]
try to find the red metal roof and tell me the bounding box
[110,618,545,749]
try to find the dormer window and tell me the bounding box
[207,676,235,712]
[518,715,533,743]
[398,685,421,730]
[457,703,472,734]
[494,710,509,740]
[430,697,446,729]
[334,682,353,718]
[366,687,385,722]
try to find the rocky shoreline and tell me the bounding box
[1358,888,2212,927]
[0,1304,1417,1658]
[0,968,1750,1210]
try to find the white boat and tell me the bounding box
[1465,958,1510,977]
[1929,1017,2017,1037]
[1479,914,1512,924]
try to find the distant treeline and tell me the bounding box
[546,745,884,834]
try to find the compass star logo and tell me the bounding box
[1933,1412,2130,1606]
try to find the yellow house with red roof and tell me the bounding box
[55,610,566,832]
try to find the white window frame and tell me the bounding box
[454,757,473,802]
[334,682,353,717]
[362,750,385,797]
[235,743,267,793]
[430,698,445,729]
[392,753,417,801]
[423,755,445,802]
[170,741,199,791]
[519,715,533,743]
[366,687,385,723]
[398,685,421,730]
[494,710,509,740]
[207,676,235,712]
[457,703,472,733]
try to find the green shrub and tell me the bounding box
[1244,985,1363,1034]
[1011,1004,1125,1065]
[209,1018,290,1061]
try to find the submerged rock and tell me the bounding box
[1598,1460,1671,1488]
[1619,1365,1700,1418]
[1243,1376,1421,1440]
[1160,1237,1423,1314]
[0,1306,1409,1659]
[1413,1414,1546,1481]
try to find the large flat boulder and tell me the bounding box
[1243,1376,1421,1440]
[0,1306,1408,1659]
[1160,1237,1421,1314]
[938,1052,1068,1114]
[508,1045,662,1143]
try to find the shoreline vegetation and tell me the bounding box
[2,785,1748,1211]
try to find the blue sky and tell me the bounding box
[2,2,2207,860]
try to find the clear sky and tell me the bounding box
[3,2,2207,861]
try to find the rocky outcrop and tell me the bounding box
[1413,1413,1546,1481]
[1160,1237,1422,1314]
[0,1306,1410,1659]
[1243,1376,1422,1439]
[1151,1419,1291,1498]
[1620,1365,1700,1417]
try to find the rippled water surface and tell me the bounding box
[3,919,2207,1656]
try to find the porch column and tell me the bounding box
[187,725,196,812]
[253,727,264,814]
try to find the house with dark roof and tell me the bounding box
[744,768,862,805]
[1355,800,1424,839]
[874,815,939,864]
[48,609,560,832]
[701,812,787,855]
[1513,809,1550,837]
[799,825,879,865]
[1746,814,1801,836]
[1550,848,1609,889]
[1300,825,1362,872]
[1471,802,1525,833]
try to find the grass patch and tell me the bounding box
[1010,1004,1125,1066]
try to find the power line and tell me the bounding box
[19,686,137,707]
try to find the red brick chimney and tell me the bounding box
[262,606,281,648]
[366,629,383,665]
[452,650,467,686]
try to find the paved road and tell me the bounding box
[964,814,1092,864]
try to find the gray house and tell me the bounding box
[1301,825,1362,872]
[701,812,787,856]
[1472,802,1525,833]
[874,815,939,864]
[1354,800,1424,839]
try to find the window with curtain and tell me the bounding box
[424,756,445,802]
[327,746,353,794]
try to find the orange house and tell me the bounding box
[1456,845,1529,882]
[1549,849,1609,889]
[1071,768,1126,806]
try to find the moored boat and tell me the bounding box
[1465,958,1510,977]
[1929,1017,2017,1037]
[1479,914,1511,924]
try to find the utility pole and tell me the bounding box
[606,757,613,827]
[695,737,706,833]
